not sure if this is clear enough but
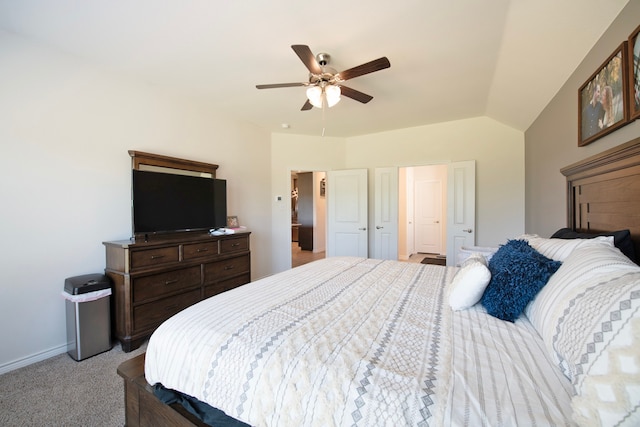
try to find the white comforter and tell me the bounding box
[145,257,574,426]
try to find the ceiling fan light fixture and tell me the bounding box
[256,45,390,112]
[325,85,341,107]
[306,85,323,108]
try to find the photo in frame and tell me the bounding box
[578,41,629,146]
[628,24,640,121]
[226,216,239,228]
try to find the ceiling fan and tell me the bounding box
[256,45,390,111]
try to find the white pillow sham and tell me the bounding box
[456,245,498,266]
[519,233,614,261]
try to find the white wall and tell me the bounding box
[525,1,640,237]
[345,117,526,249]
[0,31,273,373]
[270,134,346,274]
[268,116,525,270]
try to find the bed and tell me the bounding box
[118,137,640,427]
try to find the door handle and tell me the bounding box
[376,226,384,229]
[434,221,440,224]
[463,228,473,233]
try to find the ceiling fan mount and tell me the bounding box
[309,52,338,85]
[315,52,331,67]
[256,45,390,111]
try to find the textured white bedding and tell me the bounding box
[145,257,573,426]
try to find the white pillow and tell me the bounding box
[449,254,491,311]
[519,234,614,261]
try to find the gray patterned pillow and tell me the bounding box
[519,233,613,261]
[524,242,640,426]
[566,271,640,426]
[525,242,639,373]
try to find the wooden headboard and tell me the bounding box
[561,137,640,259]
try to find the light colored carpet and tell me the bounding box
[0,341,146,427]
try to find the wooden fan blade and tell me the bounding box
[256,82,306,89]
[301,100,313,111]
[291,45,322,75]
[338,57,390,81]
[340,85,374,104]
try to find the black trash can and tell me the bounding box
[63,273,112,361]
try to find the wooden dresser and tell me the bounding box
[104,232,251,352]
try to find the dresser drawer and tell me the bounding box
[204,254,250,283]
[204,274,250,298]
[220,235,249,254]
[131,246,179,269]
[183,241,218,260]
[133,289,201,332]
[133,266,201,303]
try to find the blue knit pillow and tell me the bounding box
[481,239,561,322]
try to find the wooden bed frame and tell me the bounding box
[117,137,640,426]
[561,137,640,259]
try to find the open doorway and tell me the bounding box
[400,165,448,265]
[291,171,326,267]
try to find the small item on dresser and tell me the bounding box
[226,215,239,228]
[225,226,247,234]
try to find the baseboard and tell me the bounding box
[0,343,68,375]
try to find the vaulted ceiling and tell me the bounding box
[0,0,629,137]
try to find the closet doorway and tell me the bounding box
[291,171,326,268]
[401,165,448,260]
[400,161,476,265]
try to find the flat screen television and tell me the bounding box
[132,169,227,235]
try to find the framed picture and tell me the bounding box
[226,216,238,228]
[628,25,640,121]
[578,41,629,147]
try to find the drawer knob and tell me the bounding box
[197,248,209,253]
[150,255,165,260]
[224,265,234,270]
[232,243,240,247]
[164,279,179,285]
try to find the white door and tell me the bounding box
[414,179,443,254]
[374,167,398,260]
[327,169,368,257]
[446,161,476,266]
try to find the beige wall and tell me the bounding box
[525,1,640,237]
[0,31,272,372]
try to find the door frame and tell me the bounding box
[289,170,327,265]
